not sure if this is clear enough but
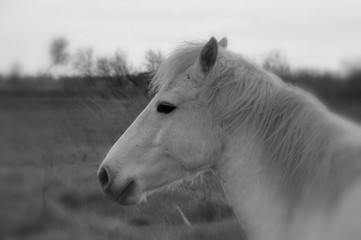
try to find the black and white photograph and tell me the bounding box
[1,0,361,239]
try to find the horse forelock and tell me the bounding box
[150,42,202,94]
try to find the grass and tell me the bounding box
[1,93,360,240]
[0,94,244,240]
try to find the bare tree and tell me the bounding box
[111,49,129,78]
[45,37,69,75]
[73,47,95,79]
[144,49,164,72]
[96,56,112,77]
[95,50,134,87]
[50,38,69,65]
[262,50,291,79]
[95,50,129,78]
[8,62,22,84]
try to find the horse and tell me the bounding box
[97,37,361,240]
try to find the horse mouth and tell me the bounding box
[116,179,137,205]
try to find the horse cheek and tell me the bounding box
[173,130,211,171]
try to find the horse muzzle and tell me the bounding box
[97,165,141,205]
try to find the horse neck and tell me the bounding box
[213,85,345,240]
[215,130,290,240]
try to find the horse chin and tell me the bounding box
[117,193,141,205]
[113,179,142,205]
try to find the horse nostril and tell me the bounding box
[98,167,111,189]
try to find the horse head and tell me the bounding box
[97,37,228,205]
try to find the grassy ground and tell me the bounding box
[1,94,360,240]
[0,95,245,240]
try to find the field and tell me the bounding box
[0,94,246,240]
[1,93,360,240]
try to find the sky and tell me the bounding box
[0,0,361,75]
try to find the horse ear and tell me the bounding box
[218,37,228,48]
[199,37,218,74]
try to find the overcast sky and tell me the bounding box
[1,0,360,74]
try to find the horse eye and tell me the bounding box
[157,102,176,114]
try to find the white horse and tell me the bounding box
[98,37,361,240]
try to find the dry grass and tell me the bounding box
[0,95,243,240]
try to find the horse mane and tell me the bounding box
[151,41,361,210]
[150,42,203,93]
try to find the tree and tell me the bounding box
[73,47,95,79]
[95,50,134,88]
[111,49,129,78]
[8,62,22,85]
[45,37,69,76]
[144,49,164,72]
[96,50,129,78]
[50,38,69,65]
[262,50,291,80]
[96,56,112,77]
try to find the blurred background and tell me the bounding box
[1,0,360,239]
